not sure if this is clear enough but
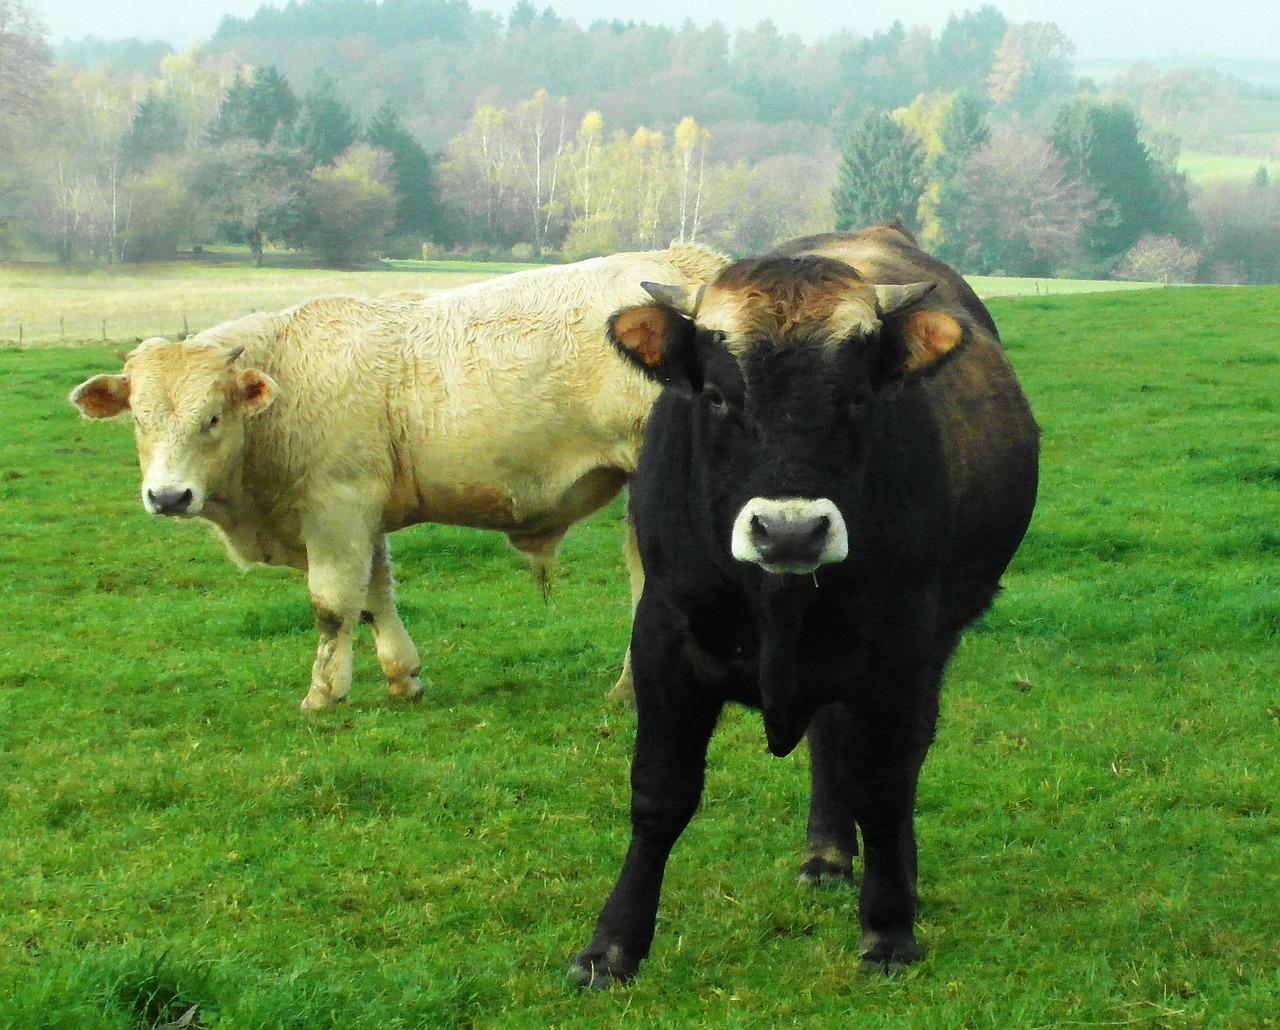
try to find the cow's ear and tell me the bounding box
[234,369,278,416]
[608,303,697,385]
[69,374,130,419]
[891,308,966,375]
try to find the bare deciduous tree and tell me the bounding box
[939,127,1099,276]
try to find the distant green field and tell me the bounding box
[1,285,1276,1027]
[1179,151,1279,183]
[0,261,1156,346]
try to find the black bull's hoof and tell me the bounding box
[859,930,923,975]
[569,944,641,989]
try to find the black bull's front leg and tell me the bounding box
[570,695,723,987]
[571,599,724,988]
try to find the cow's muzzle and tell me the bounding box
[731,498,848,575]
[145,487,196,516]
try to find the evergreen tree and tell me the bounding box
[294,69,359,166]
[121,90,185,172]
[932,5,1008,94]
[937,91,991,170]
[365,101,444,241]
[932,91,991,263]
[209,65,299,145]
[833,111,925,233]
[1051,98,1190,267]
[837,22,921,114]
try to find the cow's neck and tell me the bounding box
[201,468,302,569]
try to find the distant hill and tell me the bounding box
[54,35,174,75]
[1078,56,1280,93]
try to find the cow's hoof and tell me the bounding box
[798,855,854,887]
[858,930,921,975]
[569,944,639,989]
[605,676,634,707]
[300,691,348,712]
[389,675,425,702]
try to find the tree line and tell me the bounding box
[2,0,1277,281]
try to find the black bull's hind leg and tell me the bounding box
[803,653,947,972]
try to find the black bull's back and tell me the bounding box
[571,225,1039,986]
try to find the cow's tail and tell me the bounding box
[530,553,555,601]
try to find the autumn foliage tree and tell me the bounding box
[295,144,396,265]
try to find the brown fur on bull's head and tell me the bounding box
[611,254,960,389]
[69,337,277,517]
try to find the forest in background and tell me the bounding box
[2,0,1279,281]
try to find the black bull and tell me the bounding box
[571,224,1040,985]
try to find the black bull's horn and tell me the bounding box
[641,281,705,316]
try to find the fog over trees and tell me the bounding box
[2,0,1277,280]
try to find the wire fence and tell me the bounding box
[2,315,194,346]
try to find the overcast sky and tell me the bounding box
[30,0,1279,62]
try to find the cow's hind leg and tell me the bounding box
[365,535,424,702]
[802,703,859,886]
[606,517,643,706]
[843,660,944,973]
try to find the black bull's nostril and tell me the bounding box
[750,511,832,562]
[147,488,194,515]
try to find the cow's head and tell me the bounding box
[610,255,964,577]
[69,338,277,517]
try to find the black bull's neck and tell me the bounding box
[750,574,830,757]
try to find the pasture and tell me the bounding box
[0,260,530,347]
[1,279,1278,1027]
[0,260,1151,348]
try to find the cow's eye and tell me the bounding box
[704,385,728,414]
[203,414,221,433]
[847,388,874,418]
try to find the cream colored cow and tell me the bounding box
[69,246,726,710]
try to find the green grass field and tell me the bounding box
[1,281,1277,1027]
[1179,151,1280,184]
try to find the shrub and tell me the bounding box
[1111,234,1203,283]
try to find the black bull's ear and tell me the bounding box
[607,303,699,386]
[877,301,968,383]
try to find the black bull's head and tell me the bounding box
[609,254,965,756]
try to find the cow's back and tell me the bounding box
[376,248,726,529]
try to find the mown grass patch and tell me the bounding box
[0,285,1277,1026]
[0,261,534,346]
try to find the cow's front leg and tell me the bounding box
[300,508,377,710]
[572,678,722,987]
[365,535,424,702]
